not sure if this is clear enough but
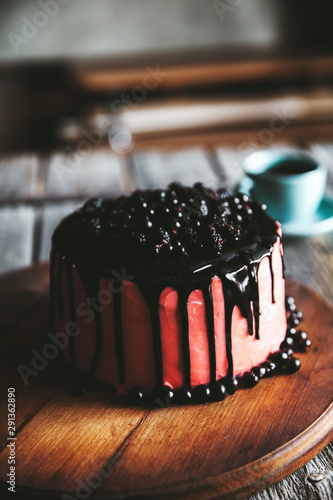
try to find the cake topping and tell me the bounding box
[52,182,278,273]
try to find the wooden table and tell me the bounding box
[0,134,332,499]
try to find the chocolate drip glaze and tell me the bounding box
[112,290,125,384]
[56,256,64,320]
[51,183,284,396]
[65,260,77,366]
[178,289,192,389]
[66,267,104,396]
[79,270,104,379]
[268,251,276,304]
[49,249,56,329]
[249,262,261,340]
[281,254,286,279]
[203,284,217,384]
[220,277,234,379]
[136,280,164,387]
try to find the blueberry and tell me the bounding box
[210,381,227,401]
[286,326,297,337]
[158,244,174,258]
[295,310,303,320]
[243,371,259,388]
[286,295,295,307]
[128,387,146,405]
[224,377,238,395]
[286,357,301,374]
[280,336,294,350]
[153,385,174,407]
[192,384,211,404]
[298,338,311,352]
[260,361,277,377]
[169,181,182,192]
[252,366,266,379]
[200,203,209,217]
[180,245,188,256]
[138,233,146,245]
[295,330,308,343]
[174,388,192,404]
[283,347,294,358]
[269,350,289,367]
[87,218,102,235]
[288,313,300,326]
[83,197,103,213]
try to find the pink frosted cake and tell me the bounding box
[50,183,309,405]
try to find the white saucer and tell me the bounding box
[237,177,333,237]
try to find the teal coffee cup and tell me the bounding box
[242,150,327,223]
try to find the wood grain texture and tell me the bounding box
[283,233,333,306]
[77,56,333,92]
[38,202,82,262]
[308,143,333,198]
[126,123,333,152]
[247,445,333,500]
[131,148,219,189]
[0,155,40,201]
[0,206,35,274]
[46,148,133,197]
[0,264,332,500]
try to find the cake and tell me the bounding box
[50,183,309,405]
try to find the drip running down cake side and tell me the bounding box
[50,183,310,405]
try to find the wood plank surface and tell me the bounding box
[46,148,133,197]
[0,155,41,200]
[0,265,332,500]
[38,202,83,262]
[131,148,219,189]
[308,143,333,198]
[283,233,333,306]
[0,206,35,274]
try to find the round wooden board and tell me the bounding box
[0,263,332,500]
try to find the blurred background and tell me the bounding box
[0,2,333,498]
[0,0,333,153]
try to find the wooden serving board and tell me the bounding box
[0,263,332,500]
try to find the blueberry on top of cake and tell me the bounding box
[52,182,278,279]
